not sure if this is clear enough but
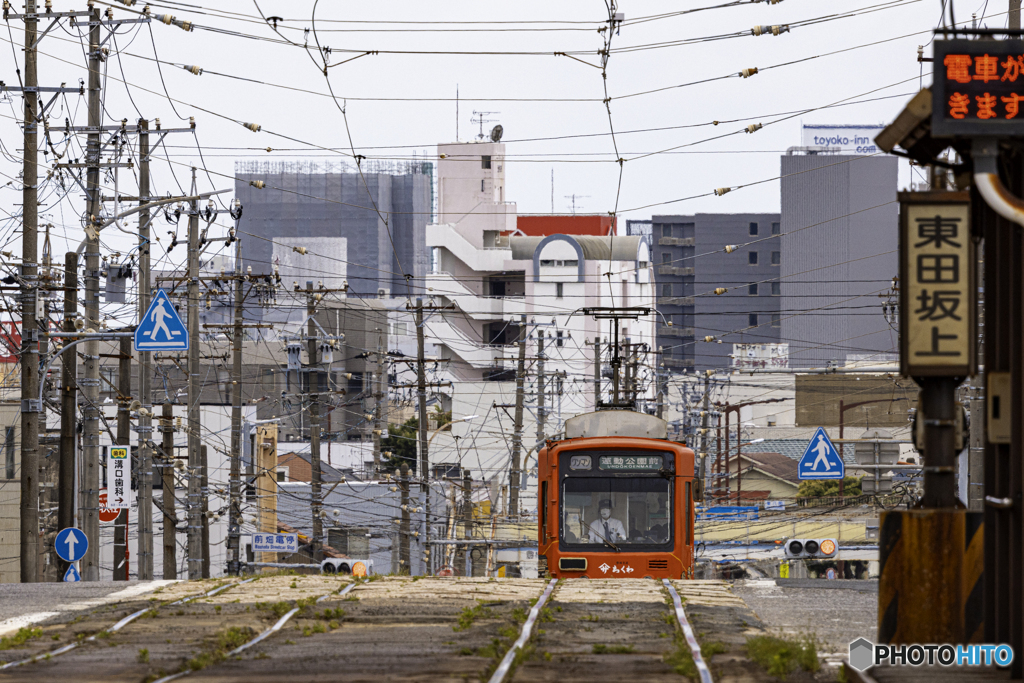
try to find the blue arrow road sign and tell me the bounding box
[134,289,188,352]
[798,427,845,480]
[63,564,81,582]
[55,527,88,563]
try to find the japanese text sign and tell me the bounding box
[899,192,976,378]
[598,455,663,471]
[933,39,1024,137]
[107,447,130,510]
[252,533,298,553]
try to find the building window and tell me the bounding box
[747,283,757,296]
[276,467,289,482]
[392,322,408,337]
[772,313,781,328]
[662,252,671,264]
[771,222,781,235]
[771,251,781,265]
[748,252,758,265]
[3,427,13,480]
[749,313,758,327]
[481,155,491,169]
[749,222,758,236]
[556,331,564,347]
[662,284,672,298]
[556,282,564,299]
[481,179,485,192]
[662,225,672,237]
[771,282,781,295]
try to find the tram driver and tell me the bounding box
[588,499,627,544]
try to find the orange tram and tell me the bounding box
[537,410,696,580]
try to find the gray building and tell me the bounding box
[234,160,432,304]
[631,214,782,372]
[779,153,898,368]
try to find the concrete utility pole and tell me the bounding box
[536,330,545,446]
[593,338,601,408]
[509,315,527,516]
[19,0,40,584]
[80,5,102,582]
[307,283,322,553]
[697,376,712,499]
[399,463,410,573]
[57,252,78,577]
[161,403,176,579]
[136,120,153,580]
[114,337,132,580]
[227,246,244,575]
[415,299,430,558]
[372,331,384,474]
[462,470,473,576]
[186,168,202,580]
[1012,0,1021,30]
[200,444,209,578]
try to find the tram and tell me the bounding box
[537,410,696,579]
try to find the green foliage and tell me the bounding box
[593,644,634,654]
[255,601,293,618]
[452,603,494,632]
[380,417,420,474]
[797,476,863,498]
[137,648,150,663]
[0,627,42,650]
[746,635,820,677]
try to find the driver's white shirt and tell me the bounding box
[588,516,626,543]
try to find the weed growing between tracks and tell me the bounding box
[664,631,726,677]
[0,627,42,650]
[181,626,257,672]
[593,644,635,654]
[745,634,819,678]
[453,603,495,632]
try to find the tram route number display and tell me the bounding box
[598,455,663,471]
[932,39,1024,137]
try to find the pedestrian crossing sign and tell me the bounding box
[798,427,845,480]
[135,289,188,352]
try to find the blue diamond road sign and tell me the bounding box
[798,427,845,480]
[55,527,88,563]
[134,289,188,352]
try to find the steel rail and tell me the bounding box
[487,578,558,683]
[0,578,255,671]
[152,580,360,683]
[663,579,714,683]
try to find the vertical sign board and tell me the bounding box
[899,192,976,378]
[932,40,1024,138]
[108,447,131,510]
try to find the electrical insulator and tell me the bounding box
[745,122,763,134]
[703,336,715,343]
[724,245,738,253]
[713,287,728,295]
[389,486,398,492]
[292,246,307,255]
[45,0,52,10]
[116,0,137,6]
[714,187,731,196]
[183,65,202,75]
[249,180,265,189]
[243,122,261,133]
[158,13,173,24]
[740,67,758,78]
[751,24,789,36]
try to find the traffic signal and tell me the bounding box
[784,538,838,559]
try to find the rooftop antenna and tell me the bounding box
[565,194,590,215]
[471,110,500,140]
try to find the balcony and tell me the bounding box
[660,296,694,307]
[658,237,694,247]
[658,326,695,338]
[657,266,695,277]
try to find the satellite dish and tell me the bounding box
[490,125,503,142]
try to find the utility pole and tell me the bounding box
[80,5,103,582]
[186,168,202,580]
[1012,0,1021,30]
[114,338,132,580]
[399,463,410,574]
[161,403,176,579]
[509,315,527,516]
[136,119,153,580]
[698,376,712,499]
[227,246,244,575]
[200,444,209,578]
[656,353,664,419]
[372,331,383,474]
[415,299,430,560]
[536,330,545,446]
[307,283,322,553]
[57,252,78,578]
[593,338,601,408]
[18,0,40,584]
[462,470,473,576]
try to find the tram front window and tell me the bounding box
[561,478,671,547]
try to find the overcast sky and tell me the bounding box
[0,0,972,260]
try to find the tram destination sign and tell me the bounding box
[899,191,976,378]
[933,39,1024,137]
[598,455,663,471]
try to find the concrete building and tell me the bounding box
[779,152,898,367]
[233,160,432,305]
[629,214,782,372]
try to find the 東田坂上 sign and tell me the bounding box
[899,192,976,378]
[932,40,1024,137]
